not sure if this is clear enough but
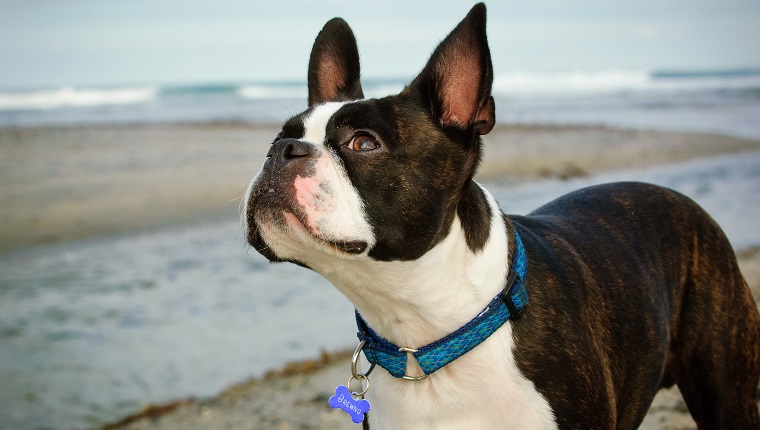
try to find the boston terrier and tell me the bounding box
[244,3,760,429]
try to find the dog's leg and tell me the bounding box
[667,227,760,429]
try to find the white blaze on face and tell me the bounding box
[288,102,375,251]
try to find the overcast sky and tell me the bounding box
[1,0,759,88]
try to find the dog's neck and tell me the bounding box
[310,185,555,429]
[311,185,510,351]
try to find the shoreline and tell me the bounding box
[2,122,760,254]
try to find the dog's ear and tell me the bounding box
[307,18,364,106]
[408,3,494,135]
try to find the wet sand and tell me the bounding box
[108,248,760,430]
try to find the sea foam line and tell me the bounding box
[492,69,760,96]
[0,86,158,110]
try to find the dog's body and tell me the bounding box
[245,4,760,429]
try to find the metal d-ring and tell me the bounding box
[398,347,430,381]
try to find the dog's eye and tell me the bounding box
[349,134,380,152]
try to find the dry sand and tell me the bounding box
[2,123,759,253]
[2,123,760,429]
[1,123,279,253]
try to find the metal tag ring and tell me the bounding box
[351,340,376,379]
[348,373,370,398]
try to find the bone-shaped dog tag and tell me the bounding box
[328,385,370,424]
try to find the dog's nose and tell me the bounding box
[267,138,314,163]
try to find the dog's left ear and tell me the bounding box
[307,18,364,106]
[408,3,494,135]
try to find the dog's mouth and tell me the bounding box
[281,211,368,255]
[247,184,368,256]
[323,237,368,254]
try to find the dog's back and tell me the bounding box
[509,182,760,429]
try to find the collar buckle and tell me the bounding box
[502,269,526,319]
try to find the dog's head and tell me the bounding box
[245,3,494,268]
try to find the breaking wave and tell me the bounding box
[0,86,158,110]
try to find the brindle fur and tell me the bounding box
[508,183,760,429]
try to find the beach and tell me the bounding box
[1,122,760,429]
[2,0,760,425]
[2,123,759,253]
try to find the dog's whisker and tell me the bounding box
[263,114,285,126]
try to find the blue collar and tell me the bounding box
[355,230,528,379]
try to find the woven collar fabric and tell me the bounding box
[355,230,529,379]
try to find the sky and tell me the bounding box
[1,0,759,88]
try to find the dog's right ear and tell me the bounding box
[307,18,364,106]
[406,3,494,135]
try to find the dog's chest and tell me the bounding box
[365,331,557,429]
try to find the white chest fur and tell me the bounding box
[315,188,558,429]
[365,329,557,429]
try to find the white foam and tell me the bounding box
[238,84,307,100]
[237,82,403,101]
[492,69,760,97]
[493,70,650,96]
[0,86,157,110]
[237,69,760,101]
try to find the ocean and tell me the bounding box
[2,68,760,429]
[2,68,760,138]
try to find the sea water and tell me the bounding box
[1,150,759,429]
[1,68,760,139]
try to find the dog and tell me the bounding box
[244,3,760,429]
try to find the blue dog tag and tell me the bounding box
[328,385,370,424]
